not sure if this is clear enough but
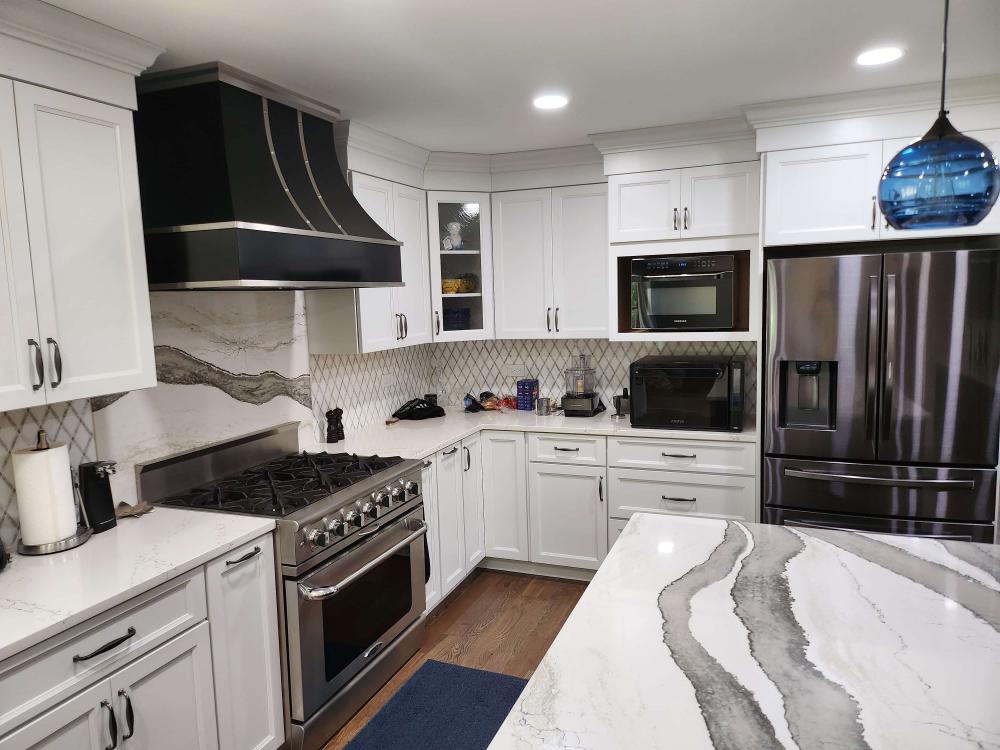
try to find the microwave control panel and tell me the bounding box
[632,254,735,274]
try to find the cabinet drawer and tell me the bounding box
[528,434,606,465]
[608,437,755,475]
[0,568,207,736]
[608,468,755,522]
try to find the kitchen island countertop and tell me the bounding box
[489,513,1000,749]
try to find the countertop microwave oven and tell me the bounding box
[629,355,745,431]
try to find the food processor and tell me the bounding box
[562,354,603,417]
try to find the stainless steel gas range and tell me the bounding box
[137,423,427,750]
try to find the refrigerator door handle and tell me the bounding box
[881,273,897,438]
[783,467,975,490]
[864,274,880,441]
[784,518,974,541]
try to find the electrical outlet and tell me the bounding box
[505,362,527,379]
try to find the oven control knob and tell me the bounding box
[305,527,330,548]
[345,510,362,529]
[327,517,346,537]
[376,491,391,509]
[363,501,378,520]
[405,481,419,497]
[390,486,405,503]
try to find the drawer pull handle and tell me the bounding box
[225,546,261,567]
[599,476,604,503]
[423,460,433,468]
[662,495,697,503]
[554,447,580,452]
[662,453,696,459]
[443,447,458,456]
[73,627,136,662]
[118,690,135,740]
[101,700,118,749]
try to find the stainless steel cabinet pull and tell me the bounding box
[402,314,408,339]
[870,196,877,230]
[225,546,261,567]
[27,339,44,391]
[73,627,136,662]
[554,446,579,452]
[46,337,62,388]
[363,641,385,659]
[464,445,471,471]
[442,447,458,456]
[101,700,118,750]
[395,314,403,340]
[662,495,696,503]
[673,207,678,230]
[783,467,974,490]
[554,307,560,332]
[598,476,604,503]
[683,207,689,230]
[546,307,552,332]
[299,520,427,601]
[661,452,696,459]
[118,690,135,740]
[435,311,441,335]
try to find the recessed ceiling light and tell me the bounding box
[856,46,904,66]
[533,93,568,110]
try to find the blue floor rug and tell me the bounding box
[345,660,527,750]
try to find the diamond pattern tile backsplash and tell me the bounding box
[0,400,96,548]
[311,339,756,434]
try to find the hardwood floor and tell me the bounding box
[322,569,588,749]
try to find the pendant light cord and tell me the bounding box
[940,0,950,116]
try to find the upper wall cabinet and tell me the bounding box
[493,184,608,339]
[0,79,155,410]
[608,162,759,243]
[427,191,495,342]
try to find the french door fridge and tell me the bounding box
[764,245,1000,542]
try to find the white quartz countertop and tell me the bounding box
[489,513,1000,750]
[0,508,274,663]
[309,409,755,460]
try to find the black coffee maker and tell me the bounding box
[78,461,118,534]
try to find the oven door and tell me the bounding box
[631,364,733,430]
[632,271,734,330]
[285,508,426,722]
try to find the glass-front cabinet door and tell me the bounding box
[427,191,494,341]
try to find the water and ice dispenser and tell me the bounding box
[778,360,837,430]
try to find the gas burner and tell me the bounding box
[157,451,405,517]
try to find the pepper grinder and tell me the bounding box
[325,408,345,443]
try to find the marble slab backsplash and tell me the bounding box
[0,401,96,548]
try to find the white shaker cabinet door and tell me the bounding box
[205,536,284,750]
[0,79,43,411]
[481,431,530,561]
[551,183,608,338]
[0,681,110,750]
[392,182,433,345]
[492,189,552,339]
[13,81,155,403]
[528,463,607,570]
[679,161,760,239]
[435,442,467,596]
[108,622,219,750]
[352,172,400,352]
[763,141,883,246]
[421,458,443,612]
[461,433,486,569]
[608,169,681,243]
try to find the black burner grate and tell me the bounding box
[157,452,404,517]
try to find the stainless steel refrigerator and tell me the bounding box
[764,243,1000,542]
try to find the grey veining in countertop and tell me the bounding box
[489,513,1000,750]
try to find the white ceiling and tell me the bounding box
[51,0,1000,154]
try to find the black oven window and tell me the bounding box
[635,369,730,427]
[322,548,413,681]
[645,283,718,316]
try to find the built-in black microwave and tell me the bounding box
[629,254,742,331]
[629,356,745,431]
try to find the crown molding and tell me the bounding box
[425,151,492,173]
[339,120,429,172]
[0,0,162,76]
[490,144,602,173]
[589,117,753,155]
[744,75,1000,130]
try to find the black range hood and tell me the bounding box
[135,63,401,290]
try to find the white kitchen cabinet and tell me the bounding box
[427,191,494,342]
[609,162,758,243]
[392,182,433,344]
[493,184,608,339]
[462,433,486,569]
[528,463,607,570]
[13,81,155,403]
[491,189,552,338]
[0,79,43,412]
[0,681,109,750]
[205,536,283,750]
[481,431,529,561]
[435,442,467,595]
[351,172,399,352]
[763,141,884,246]
[879,128,1000,240]
[108,623,219,750]
[421,459,443,612]
[551,184,609,338]
[608,467,755,522]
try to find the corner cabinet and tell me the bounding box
[492,184,608,339]
[427,191,495,342]
[0,79,155,410]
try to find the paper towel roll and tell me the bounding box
[12,442,78,546]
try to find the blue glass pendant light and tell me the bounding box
[878,0,999,229]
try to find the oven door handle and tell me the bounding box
[298,520,427,602]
